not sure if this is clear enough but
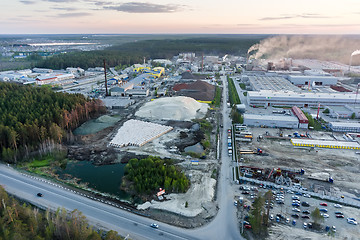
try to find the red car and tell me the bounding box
[320,202,328,206]
[244,224,252,229]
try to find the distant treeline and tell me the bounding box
[0,186,123,240]
[36,37,264,69]
[0,82,106,162]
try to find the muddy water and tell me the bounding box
[57,160,130,200]
[73,115,122,135]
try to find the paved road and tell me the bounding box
[188,75,243,240]
[0,74,243,240]
[0,165,198,240]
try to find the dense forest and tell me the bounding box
[0,186,123,240]
[36,37,264,69]
[124,156,189,195]
[0,82,106,162]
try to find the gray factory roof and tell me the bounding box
[247,75,300,92]
[329,121,360,128]
[244,113,298,122]
[248,90,356,102]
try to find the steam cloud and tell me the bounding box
[351,50,360,56]
[248,35,360,65]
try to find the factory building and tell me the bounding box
[247,90,357,107]
[244,75,300,92]
[290,139,360,150]
[328,122,360,133]
[288,75,338,86]
[243,114,299,128]
[291,106,309,128]
[326,105,360,119]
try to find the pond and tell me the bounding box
[57,160,130,200]
[184,142,204,154]
[73,115,122,135]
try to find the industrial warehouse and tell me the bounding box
[247,90,358,107]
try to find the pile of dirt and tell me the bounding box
[173,80,216,101]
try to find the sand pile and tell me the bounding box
[135,96,208,121]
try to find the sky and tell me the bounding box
[1,0,360,34]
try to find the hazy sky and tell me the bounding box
[1,0,360,34]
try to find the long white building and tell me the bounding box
[244,114,299,128]
[247,90,357,107]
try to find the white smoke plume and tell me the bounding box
[351,50,360,56]
[248,35,360,65]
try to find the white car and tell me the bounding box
[303,222,307,229]
[292,208,301,212]
[303,194,311,198]
[150,223,159,229]
[269,214,274,220]
[348,220,358,225]
[322,213,329,218]
[334,204,342,208]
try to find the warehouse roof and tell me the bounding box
[248,90,356,101]
[329,122,360,128]
[244,113,298,122]
[292,106,308,123]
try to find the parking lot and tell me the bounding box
[235,183,360,238]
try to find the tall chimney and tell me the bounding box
[103,59,108,96]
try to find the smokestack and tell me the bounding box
[103,59,108,96]
[317,103,320,120]
[202,53,204,72]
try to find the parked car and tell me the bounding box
[37,193,43,197]
[292,220,296,226]
[303,222,307,229]
[291,214,299,218]
[331,226,336,232]
[335,211,343,215]
[269,214,274,220]
[334,204,342,208]
[302,210,310,214]
[336,215,344,218]
[347,217,357,222]
[292,203,300,207]
[150,223,159,229]
[286,218,290,224]
[303,194,311,198]
[291,195,300,200]
[322,213,329,218]
[347,219,358,225]
[302,215,310,219]
[292,208,301,212]
[295,192,302,196]
[320,202,328,206]
[301,202,310,207]
[319,208,328,212]
[244,224,252,229]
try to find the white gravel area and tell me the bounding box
[135,96,208,121]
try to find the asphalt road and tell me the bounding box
[0,74,244,240]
